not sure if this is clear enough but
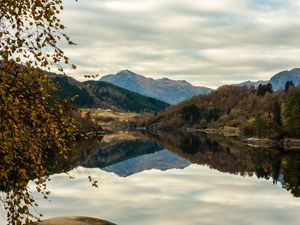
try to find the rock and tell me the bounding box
[33,216,116,225]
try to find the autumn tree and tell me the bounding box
[0,1,78,224]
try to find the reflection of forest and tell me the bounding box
[26,132,299,198]
[70,132,300,197]
[141,132,300,197]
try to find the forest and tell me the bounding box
[143,82,300,138]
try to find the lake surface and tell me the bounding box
[6,133,300,224]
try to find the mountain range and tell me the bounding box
[100,70,212,104]
[52,67,300,113]
[239,68,300,90]
[51,74,169,113]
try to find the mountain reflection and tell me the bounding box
[73,132,300,197]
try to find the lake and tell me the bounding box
[4,132,300,225]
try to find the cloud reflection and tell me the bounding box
[27,165,300,225]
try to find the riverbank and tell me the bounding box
[34,216,116,225]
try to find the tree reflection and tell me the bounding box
[142,132,300,197]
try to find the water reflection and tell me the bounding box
[34,165,300,225]
[0,132,297,225]
[103,149,190,177]
[73,132,300,198]
[2,132,300,225]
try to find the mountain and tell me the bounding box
[239,68,300,90]
[100,70,212,104]
[103,149,190,177]
[77,139,162,169]
[239,80,268,88]
[74,137,190,177]
[269,68,300,90]
[51,74,169,113]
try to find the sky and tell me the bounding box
[60,0,300,88]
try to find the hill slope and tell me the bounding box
[143,84,300,137]
[52,75,169,113]
[100,70,212,104]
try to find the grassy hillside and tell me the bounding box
[80,108,139,132]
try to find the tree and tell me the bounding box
[257,83,273,96]
[273,100,282,125]
[272,100,283,135]
[285,80,294,92]
[255,112,265,136]
[281,88,300,136]
[0,1,77,224]
[181,104,200,123]
[207,108,221,122]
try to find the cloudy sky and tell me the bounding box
[60,0,300,88]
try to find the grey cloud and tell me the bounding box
[58,0,300,88]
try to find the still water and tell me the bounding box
[29,133,300,224]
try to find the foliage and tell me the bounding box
[0,0,76,71]
[146,85,300,138]
[0,1,78,224]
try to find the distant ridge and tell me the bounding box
[100,70,212,104]
[239,68,300,90]
[239,80,268,88]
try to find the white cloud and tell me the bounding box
[59,0,300,87]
